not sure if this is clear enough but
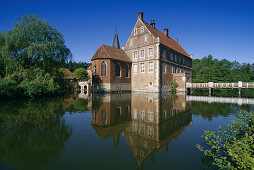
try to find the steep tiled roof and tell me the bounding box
[144,22,190,57]
[91,44,131,62]
[64,69,73,79]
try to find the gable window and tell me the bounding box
[115,63,121,77]
[101,61,107,76]
[140,49,144,58]
[140,63,145,73]
[94,64,97,75]
[144,35,148,43]
[140,26,144,33]
[133,64,137,73]
[149,48,153,56]
[148,62,153,72]
[163,63,166,73]
[134,28,137,35]
[126,65,129,77]
[133,51,137,59]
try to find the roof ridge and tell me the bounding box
[101,44,111,58]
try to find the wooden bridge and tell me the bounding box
[186,81,254,96]
[186,95,254,105]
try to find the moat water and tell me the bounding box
[0,93,253,170]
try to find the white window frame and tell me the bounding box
[133,64,138,73]
[140,26,144,33]
[149,48,154,56]
[140,63,145,73]
[148,62,153,72]
[133,51,137,59]
[140,49,144,58]
[141,111,145,121]
[134,28,137,35]
[144,35,148,43]
[148,112,153,122]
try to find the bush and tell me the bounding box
[0,78,20,97]
[197,112,254,169]
[171,80,178,93]
[18,68,59,97]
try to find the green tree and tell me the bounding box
[73,68,89,81]
[197,112,254,169]
[0,15,72,74]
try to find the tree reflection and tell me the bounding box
[0,96,88,170]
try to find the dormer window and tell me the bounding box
[134,28,137,35]
[140,26,144,33]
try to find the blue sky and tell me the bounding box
[1,0,254,63]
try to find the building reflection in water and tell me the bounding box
[90,93,192,169]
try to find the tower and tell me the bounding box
[112,28,120,49]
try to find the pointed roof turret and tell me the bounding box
[112,28,120,49]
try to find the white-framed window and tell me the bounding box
[134,28,137,35]
[144,35,148,43]
[148,128,153,137]
[171,64,174,73]
[140,26,144,33]
[133,109,137,120]
[133,124,137,132]
[140,126,145,135]
[148,112,153,122]
[148,62,153,72]
[163,63,166,73]
[133,51,137,59]
[141,111,145,121]
[162,49,166,58]
[140,63,145,73]
[140,49,144,58]
[149,48,153,56]
[133,64,137,73]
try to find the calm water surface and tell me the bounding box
[0,93,253,170]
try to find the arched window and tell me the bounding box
[94,64,96,75]
[101,61,106,76]
[115,63,121,77]
[126,65,129,77]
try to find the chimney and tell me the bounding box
[175,38,178,42]
[163,28,168,37]
[150,18,155,28]
[137,12,143,21]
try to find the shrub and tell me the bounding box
[197,112,254,170]
[171,80,178,93]
[0,78,20,97]
[18,68,59,97]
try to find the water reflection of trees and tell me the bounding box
[191,101,253,121]
[91,93,192,170]
[0,96,89,170]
